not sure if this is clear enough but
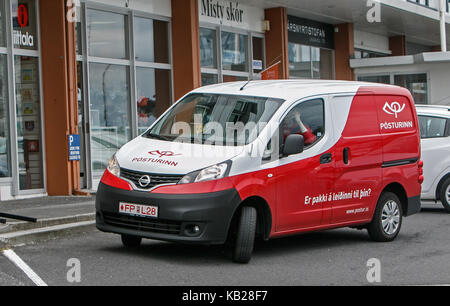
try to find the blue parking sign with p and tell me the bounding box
[69,135,81,161]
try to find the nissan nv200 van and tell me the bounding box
[96,80,423,263]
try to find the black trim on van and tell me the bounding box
[382,158,419,168]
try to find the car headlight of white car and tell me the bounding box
[107,154,121,177]
[178,161,231,185]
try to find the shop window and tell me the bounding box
[289,43,333,80]
[358,75,391,84]
[12,0,38,51]
[221,31,248,72]
[0,55,10,178]
[252,36,264,74]
[14,56,43,190]
[418,116,448,138]
[134,17,169,64]
[201,73,219,86]
[200,28,217,69]
[136,67,171,134]
[289,43,311,78]
[89,63,131,173]
[76,19,82,55]
[394,74,428,104]
[281,99,325,149]
[0,1,5,47]
[87,9,128,60]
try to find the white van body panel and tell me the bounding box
[416,107,450,201]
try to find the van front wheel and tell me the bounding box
[233,206,257,264]
[368,192,403,242]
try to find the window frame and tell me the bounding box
[199,22,265,85]
[279,98,326,151]
[77,1,174,188]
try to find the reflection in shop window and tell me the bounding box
[87,9,128,60]
[134,17,170,63]
[394,74,428,104]
[0,55,10,178]
[15,56,44,190]
[89,63,131,173]
[221,31,248,72]
[200,28,217,68]
[136,67,171,134]
[201,73,219,86]
[289,43,311,78]
[12,0,38,51]
[0,1,5,47]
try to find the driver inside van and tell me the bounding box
[283,109,317,146]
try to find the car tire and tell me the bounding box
[368,192,403,242]
[439,177,450,213]
[233,206,257,264]
[121,234,142,248]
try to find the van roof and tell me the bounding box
[416,105,450,117]
[192,80,399,101]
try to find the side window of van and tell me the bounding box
[418,116,448,138]
[281,99,325,148]
[262,99,325,162]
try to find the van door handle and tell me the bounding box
[320,153,332,164]
[343,147,349,165]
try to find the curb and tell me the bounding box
[0,213,95,234]
[0,220,96,249]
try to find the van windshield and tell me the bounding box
[144,93,284,146]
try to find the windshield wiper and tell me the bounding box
[145,133,173,141]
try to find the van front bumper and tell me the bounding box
[95,183,242,245]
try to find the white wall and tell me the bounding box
[199,0,265,33]
[355,62,450,105]
[354,29,390,54]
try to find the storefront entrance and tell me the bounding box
[75,2,172,190]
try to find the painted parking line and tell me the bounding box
[1,249,47,287]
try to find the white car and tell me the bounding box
[416,105,450,212]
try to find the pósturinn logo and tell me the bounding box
[383,102,406,119]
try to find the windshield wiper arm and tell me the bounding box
[146,133,172,141]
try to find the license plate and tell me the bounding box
[119,202,158,218]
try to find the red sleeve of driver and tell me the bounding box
[302,128,316,145]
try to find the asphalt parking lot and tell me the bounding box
[1,202,449,286]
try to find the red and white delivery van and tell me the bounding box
[96,80,423,263]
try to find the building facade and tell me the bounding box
[0,0,449,200]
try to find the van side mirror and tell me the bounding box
[283,134,304,157]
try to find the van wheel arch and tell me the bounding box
[436,173,450,201]
[228,196,272,242]
[378,183,408,217]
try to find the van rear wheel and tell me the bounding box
[232,206,257,264]
[368,192,403,242]
[439,178,450,213]
[121,234,142,248]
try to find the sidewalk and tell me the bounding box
[0,196,96,248]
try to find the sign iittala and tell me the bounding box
[13,30,34,47]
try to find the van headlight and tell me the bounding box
[107,154,121,177]
[178,161,231,184]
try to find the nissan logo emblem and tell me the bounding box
[138,175,151,188]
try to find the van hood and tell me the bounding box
[116,136,244,175]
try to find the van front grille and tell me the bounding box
[103,212,182,235]
[120,168,183,190]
